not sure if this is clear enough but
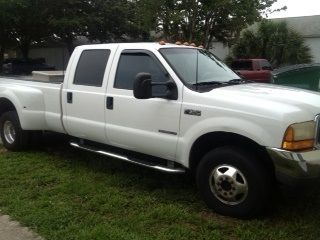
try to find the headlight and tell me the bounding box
[282,121,315,151]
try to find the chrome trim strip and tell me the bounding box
[158,130,178,135]
[315,114,320,149]
[70,142,185,174]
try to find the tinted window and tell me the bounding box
[231,60,253,70]
[114,52,167,90]
[74,49,110,87]
[260,60,272,70]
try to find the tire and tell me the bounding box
[0,111,29,151]
[196,146,272,219]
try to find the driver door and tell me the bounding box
[105,49,182,160]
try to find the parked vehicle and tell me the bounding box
[2,58,55,75]
[272,64,320,92]
[231,59,272,83]
[0,43,319,218]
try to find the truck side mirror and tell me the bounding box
[133,73,152,99]
[134,72,178,100]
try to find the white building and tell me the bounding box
[210,15,320,62]
[271,15,320,63]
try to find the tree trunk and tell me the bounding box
[188,2,198,43]
[0,45,5,73]
[206,34,214,50]
[64,38,75,56]
[203,11,215,49]
[203,15,211,47]
[20,41,30,60]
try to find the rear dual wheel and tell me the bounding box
[0,111,29,151]
[196,146,273,218]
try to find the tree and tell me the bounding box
[135,0,284,48]
[48,0,89,55]
[0,0,16,69]
[86,0,148,43]
[232,20,312,67]
[10,0,50,59]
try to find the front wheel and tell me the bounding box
[196,146,272,218]
[0,111,29,151]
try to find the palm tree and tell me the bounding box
[232,20,312,67]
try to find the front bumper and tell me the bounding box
[267,148,320,185]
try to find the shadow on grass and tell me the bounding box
[31,132,199,203]
[34,133,320,220]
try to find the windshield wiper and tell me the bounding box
[227,79,254,84]
[193,81,223,86]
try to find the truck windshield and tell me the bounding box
[160,48,240,88]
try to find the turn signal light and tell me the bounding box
[282,139,314,151]
[282,125,315,151]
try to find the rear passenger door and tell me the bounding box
[63,46,117,143]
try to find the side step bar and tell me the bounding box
[70,142,186,174]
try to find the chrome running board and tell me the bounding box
[70,142,186,174]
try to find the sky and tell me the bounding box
[268,0,320,19]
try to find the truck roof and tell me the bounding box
[75,42,199,51]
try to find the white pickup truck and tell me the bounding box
[0,43,319,218]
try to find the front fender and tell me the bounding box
[176,116,284,167]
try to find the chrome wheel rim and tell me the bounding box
[3,121,16,144]
[209,165,248,205]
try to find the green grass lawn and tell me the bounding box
[0,137,319,240]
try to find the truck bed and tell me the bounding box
[0,76,65,133]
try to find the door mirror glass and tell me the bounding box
[133,73,152,99]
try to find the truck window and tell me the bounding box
[114,52,167,90]
[74,49,110,87]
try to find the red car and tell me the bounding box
[231,59,272,83]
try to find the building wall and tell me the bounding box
[29,47,70,70]
[211,36,320,63]
[209,41,230,60]
[304,38,320,63]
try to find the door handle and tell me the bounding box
[106,97,113,110]
[67,92,73,104]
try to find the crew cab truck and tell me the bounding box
[0,43,319,218]
[231,59,273,83]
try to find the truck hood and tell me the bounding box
[206,83,320,122]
